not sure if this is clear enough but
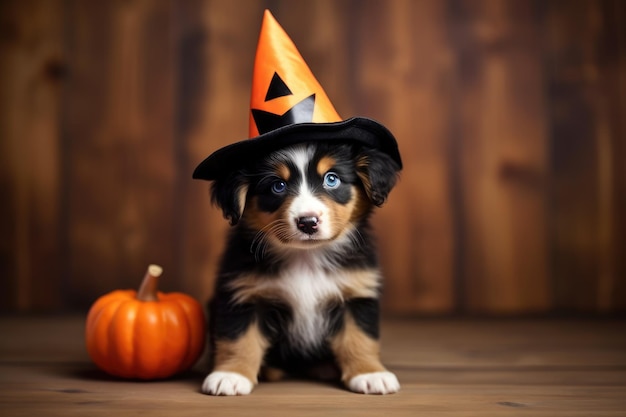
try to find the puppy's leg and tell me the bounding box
[202,322,268,396]
[330,309,399,395]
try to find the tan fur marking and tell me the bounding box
[350,187,372,223]
[331,313,387,384]
[227,273,283,304]
[321,185,372,237]
[338,269,380,299]
[320,191,357,240]
[242,201,278,233]
[242,196,293,244]
[276,163,290,181]
[228,269,377,306]
[237,184,249,218]
[317,156,337,176]
[213,322,268,384]
[356,155,373,201]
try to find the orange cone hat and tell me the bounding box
[249,10,341,137]
[193,10,401,181]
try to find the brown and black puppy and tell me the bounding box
[201,141,400,395]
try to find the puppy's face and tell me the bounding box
[211,142,399,250]
[244,144,364,248]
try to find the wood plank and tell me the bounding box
[353,0,456,314]
[0,0,64,311]
[450,0,550,313]
[381,319,626,368]
[542,0,624,312]
[1,366,625,417]
[601,0,626,310]
[64,0,178,307]
[1,316,625,416]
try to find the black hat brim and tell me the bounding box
[192,117,402,180]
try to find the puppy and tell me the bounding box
[201,141,400,395]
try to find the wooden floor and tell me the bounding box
[0,316,625,416]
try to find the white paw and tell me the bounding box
[201,371,253,396]
[348,371,400,395]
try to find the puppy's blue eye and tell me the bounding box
[271,180,287,194]
[323,172,341,189]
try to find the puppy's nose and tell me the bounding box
[296,216,319,235]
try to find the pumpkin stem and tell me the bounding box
[136,264,163,302]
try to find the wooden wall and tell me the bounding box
[1,0,624,314]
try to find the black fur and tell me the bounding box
[356,148,400,206]
[346,298,380,339]
[210,170,248,225]
[211,143,400,220]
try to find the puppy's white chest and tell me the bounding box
[273,258,342,348]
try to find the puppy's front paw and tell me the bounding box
[348,371,400,395]
[201,371,253,396]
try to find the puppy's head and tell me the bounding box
[211,142,400,249]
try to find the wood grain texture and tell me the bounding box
[64,0,178,308]
[0,0,624,314]
[1,316,625,416]
[450,0,550,313]
[542,0,625,312]
[604,0,626,310]
[0,0,64,311]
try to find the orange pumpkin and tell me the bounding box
[85,264,206,379]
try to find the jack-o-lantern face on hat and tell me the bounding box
[248,10,341,137]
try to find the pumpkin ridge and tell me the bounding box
[174,294,205,370]
[86,297,114,335]
[136,300,164,379]
[110,299,137,378]
[87,291,128,324]
[153,302,168,377]
[88,297,127,375]
[162,301,187,376]
[132,299,141,378]
[105,299,122,378]
[171,298,194,370]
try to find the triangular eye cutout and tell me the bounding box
[265,72,293,101]
[252,94,316,134]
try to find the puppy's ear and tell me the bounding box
[356,148,401,207]
[210,172,249,225]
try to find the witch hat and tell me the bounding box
[193,10,402,181]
